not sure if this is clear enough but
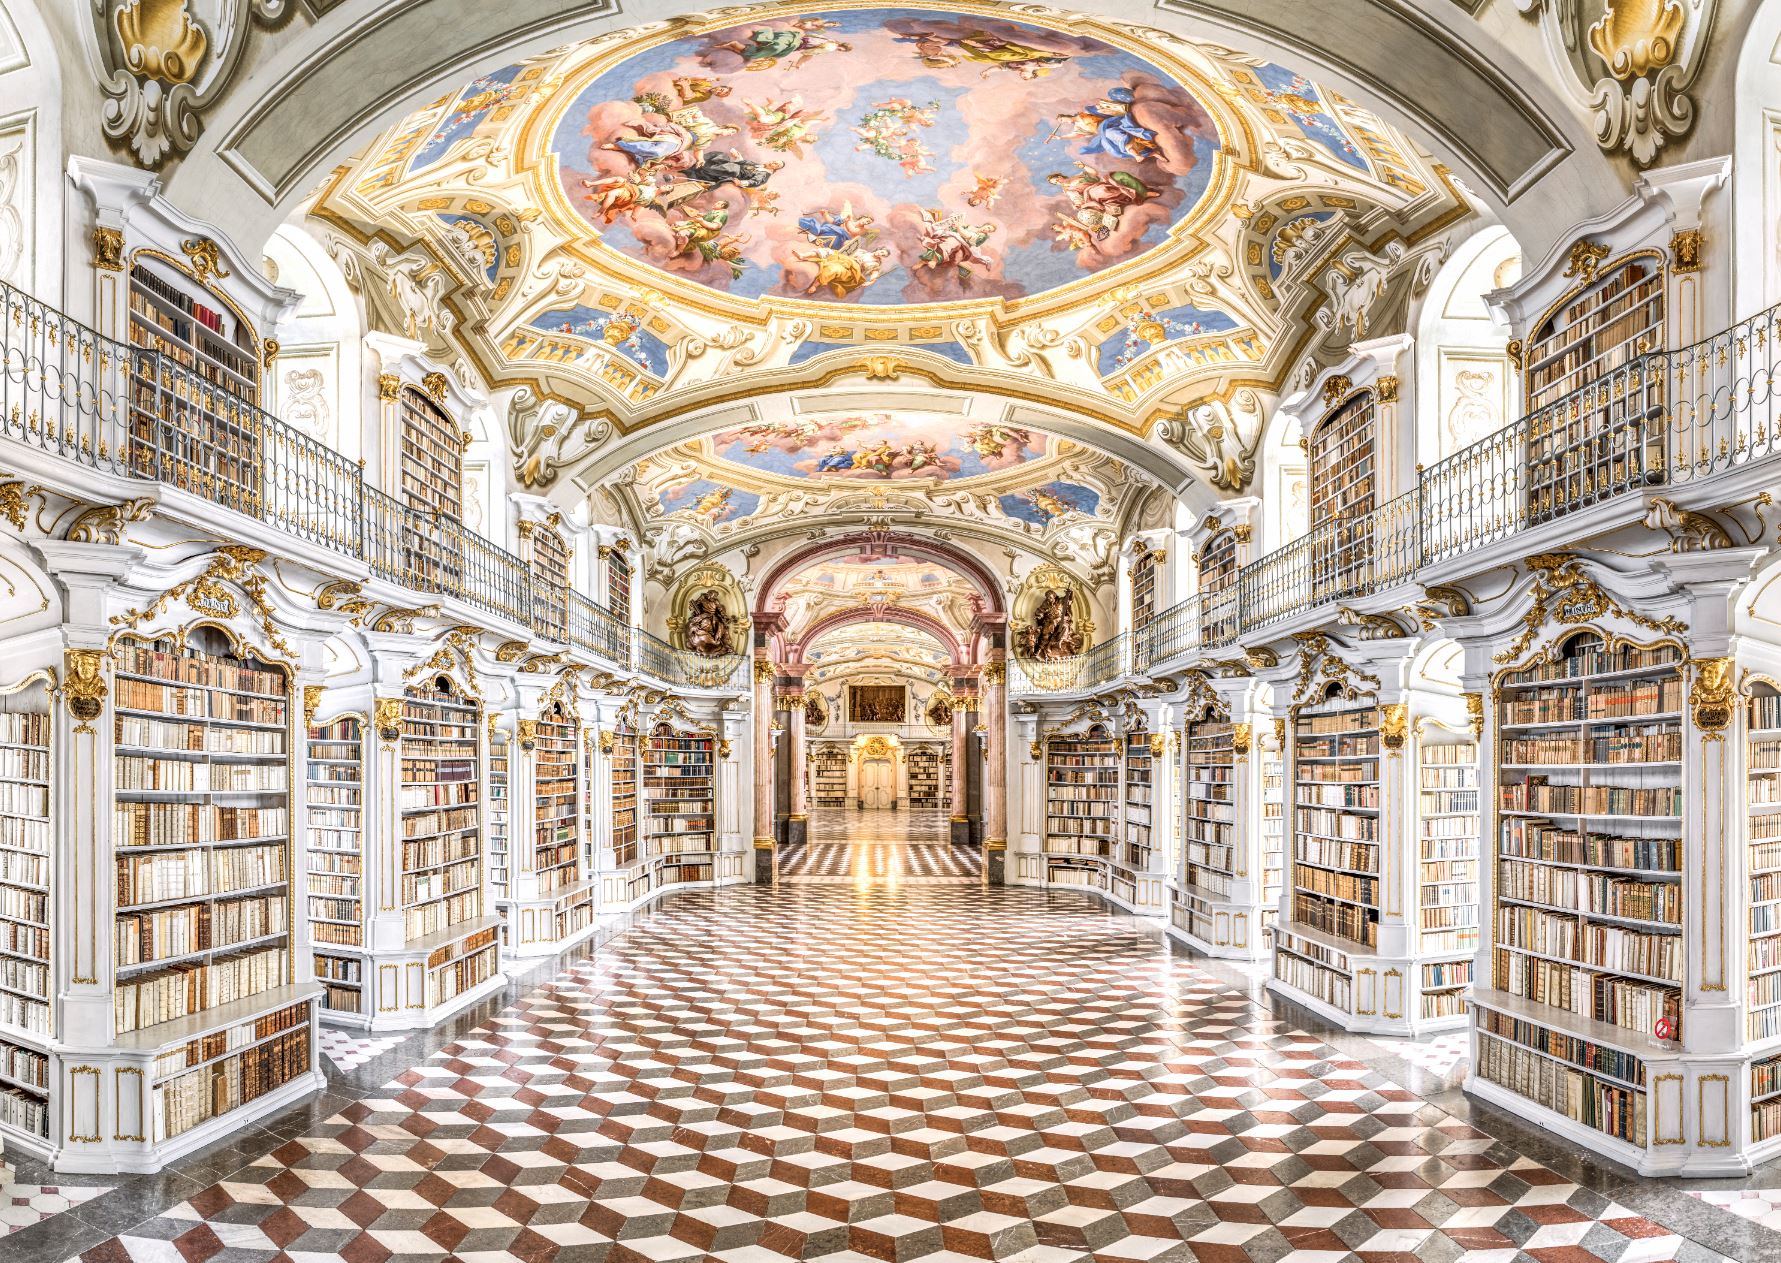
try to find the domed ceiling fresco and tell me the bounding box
[709,412,1047,481]
[547,7,1223,306]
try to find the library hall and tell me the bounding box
[3,0,1781,1260]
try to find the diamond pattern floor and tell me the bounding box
[73,883,1739,1263]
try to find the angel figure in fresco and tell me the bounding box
[1052,217,1101,251]
[1026,487,1072,521]
[671,77,732,107]
[601,115,696,166]
[796,243,890,299]
[1047,162,1158,232]
[815,445,858,473]
[1055,87,1160,162]
[671,206,749,277]
[961,422,1033,461]
[895,29,1069,79]
[580,165,667,223]
[796,204,875,253]
[905,438,941,473]
[685,589,738,657]
[914,209,996,280]
[965,173,1007,208]
[692,487,733,519]
[743,96,827,156]
[712,20,850,72]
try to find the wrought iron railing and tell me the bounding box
[1011,633,1129,694]
[1122,303,1781,682]
[0,278,732,690]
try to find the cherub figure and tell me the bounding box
[580,165,666,223]
[743,96,827,156]
[964,173,1007,208]
[915,208,996,279]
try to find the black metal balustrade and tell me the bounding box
[0,278,741,690]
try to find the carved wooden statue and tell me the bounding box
[684,588,737,657]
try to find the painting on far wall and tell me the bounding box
[849,683,906,723]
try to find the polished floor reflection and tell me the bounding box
[59,872,1762,1262]
[786,808,978,882]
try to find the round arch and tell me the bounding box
[168,1,1607,265]
[757,530,1008,662]
[790,606,965,667]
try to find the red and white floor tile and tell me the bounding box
[65,879,1750,1263]
[317,1028,412,1073]
[0,1164,108,1236]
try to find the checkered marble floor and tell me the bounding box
[780,841,981,881]
[0,1164,108,1236]
[809,807,954,844]
[70,882,1743,1263]
[318,1028,412,1073]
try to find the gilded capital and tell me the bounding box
[1232,721,1252,760]
[1380,703,1409,751]
[1690,657,1734,735]
[517,718,538,749]
[599,728,616,754]
[92,227,125,272]
[377,373,402,402]
[63,648,107,728]
[374,697,403,742]
[302,684,324,728]
[1463,692,1485,740]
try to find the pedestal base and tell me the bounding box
[985,846,1006,885]
[950,817,972,846]
[785,816,808,846]
[754,845,775,883]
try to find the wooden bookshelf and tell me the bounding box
[1131,551,1157,629]
[1748,682,1781,1044]
[397,386,464,589]
[607,547,632,620]
[111,630,311,1144]
[0,680,50,1143]
[907,745,942,807]
[307,716,364,1018]
[400,679,483,943]
[534,703,579,895]
[813,744,849,807]
[1287,695,1382,954]
[126,258,263,512]
[611,723,638,868]
[1175,714,1234,944]
[645,727,715,865]
[1044,727,1119,883]
[1260,724,1284,945]
[1123,733,1154,872]
[1472,630,1683,1150]
[1418,730,1479,1021]
[1522,255,1665,524]
[1309,390,1376,595]
[1199,530,1239,643]
[531,525,570,641]
[488,723,510,905]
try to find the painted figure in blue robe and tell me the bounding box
[815,446,857,473]
[796,205,874,253]
[1056,87,1159,162]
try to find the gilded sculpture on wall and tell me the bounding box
[925,691,954,729]
[804,691,829,732]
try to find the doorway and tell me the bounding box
[859,757,895,809]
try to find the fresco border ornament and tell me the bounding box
[89,0,293,169]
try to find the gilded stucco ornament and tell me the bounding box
[302,685,324,727]
[1493,552,1686,663]
[374,697,403,742]
[1520,0,1718,166]
[517,719,537,750]
[1464,692,1485,740]
[1231,722,1252,761]
[63,648,107,729]
[93,0,291,168]
[0,480,41,530]
[66,497,154,545]
[1379,703,1409,751]
[109,545,294,659]
[1690,657,1734,735]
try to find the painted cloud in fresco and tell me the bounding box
[998,480,1101,525]
[658,478,762,523]
[550,7,1222,305]
[710,414,1045,481]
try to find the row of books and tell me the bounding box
[1,920,47,960]
[117,845,285,906]
[1295,807,1377,843]
[155,1026,310,1142]
[0,748,47,782]
[116,895,287,964]
[1295,836,1378,873]
[0,712,49,745]
[1273,940,1353,1009]
[1298,782,1378,808]
[1501,779,1681,817]
[1291,893,1376,947]
[1500,820,1678,871]
[115,679,284,726]
[401,834,476,873]
[151,999,309,1078]
[0,1036,47,1088]
[1503,679,1682,726]
[117,757,285,792]
[1475,1032,1645,1145]
[118,715,285,754]
[115,944,291,1034]
[402,806,477,840]
[1502,725,1681,764]
[0,850,44,888]
[116,804,287,847]
[0,989,48,1033]
[116,644,281,695]
[1292,863,1376,906]
[0,884,46,924]
[1491,948,1679,1038]
[406,891,481,940]
[1503,642,1679,686]
[0,815,48,853]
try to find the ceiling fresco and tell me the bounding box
[313,0,1476,501]
[709,413,1047,482]
[549,8,1222,306]
[805,621,955,681]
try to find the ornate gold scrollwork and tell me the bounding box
[599,729,616,754]
[517,719,537,750]
[1232,721,1252,761]
[63,648,107,731]
[1464,692,1485,740]
[180,238,230,283]
[377,373,402,401]
[1321,374,1353,408]
[1380,703,1409,751]
[1691,657,1734,736]
[422,371,449,402]
[374,697,403,742]
[93,227,125,272]
[1493,553,1686,664]
[302,685,324,728]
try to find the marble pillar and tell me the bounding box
[752,658,775,882]
[786,687,808,846]
[983,658,1007,884]
[950,704,970,846]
